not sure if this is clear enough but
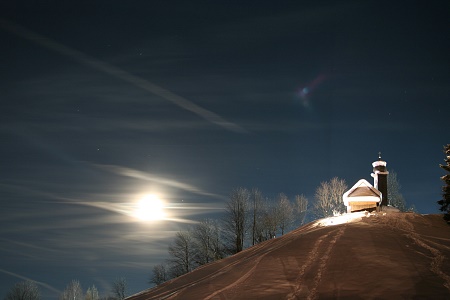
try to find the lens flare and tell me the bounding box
[296,74,327,109]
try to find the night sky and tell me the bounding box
[1,1,449,298]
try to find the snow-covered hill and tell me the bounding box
[127,212,450,299]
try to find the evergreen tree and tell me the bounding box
[437,144,450,221]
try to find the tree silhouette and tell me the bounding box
[314,177,347,218]
[85,285,99,300]
[150,264,169,286]
[168,230,195,277]
[223,187,249,253]
[5,281,40,300]
[276,193,294,235]
[111,277,127,300]
[249,188,265,246]
[294,194,308,226]
[387,171,407,211]
[60,280,83,300]
[192,218,223,264]
[437,144,450,221]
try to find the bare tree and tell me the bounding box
[260,199,278,240]
[150,263,169,286]
[168,230,196,277]
[111,277,127,300]
[192,218,223,265]
[60,280,83,300]
[249,188,265,245]
[5,281,40,300]
[314,177,347,218]
[387,170,407,211]
[209,220,224,261]
[223,187,249,253]
[85,285,99,300]
[276,193,294,235]
[295,194,308,226]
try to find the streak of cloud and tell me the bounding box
[0,238,58,254]
[92,163,227,200]
[0,18,246,133]
[0,181,223,232]
[0,269,61,295]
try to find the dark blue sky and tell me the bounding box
[1,1,449,298]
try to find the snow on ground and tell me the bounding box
[315,206,402,227]
[314,211,370,227]
[127,213,450,299]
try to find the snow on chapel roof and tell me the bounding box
[343,179,381,206]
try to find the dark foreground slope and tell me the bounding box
[127,212,450,299]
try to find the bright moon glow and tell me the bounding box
[135,195,165,221]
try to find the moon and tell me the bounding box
[134,194,165,221]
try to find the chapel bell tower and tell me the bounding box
[371,152,389,207]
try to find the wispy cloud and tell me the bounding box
[193,2,368,55]
[0,174,225,232]
[0,18,246,134]
[0,268,61,294]
[1,112,209,134]
[92,163,226,200]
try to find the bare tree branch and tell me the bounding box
[314,177,347,218]
[5,281,40,300]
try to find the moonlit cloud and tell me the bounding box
[0,183,179,284]
[0,238,59,254]
[0,269,61,294]
[92,163,226,199]
[195,2,367,54]
[0,18,246,134]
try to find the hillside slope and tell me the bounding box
[127,212,450,299]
